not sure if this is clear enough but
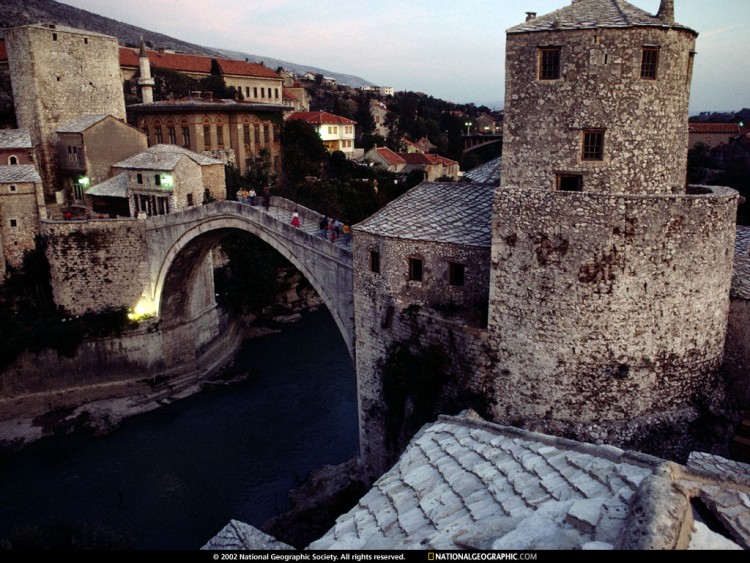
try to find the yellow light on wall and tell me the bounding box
[161,174,174,189]
[79,176,90,187]
[127,299,156,321]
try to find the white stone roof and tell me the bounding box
[56,114,110,134]
[0,129,32,149]
[308,414,660,550]
[202,520,294,551]
[86,173,128,198]
[507,0,695,35]
[113,144,223,171]
[463,156,502,185]
[0,164,42,183]
[354,182,495,247]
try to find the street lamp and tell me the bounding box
[464,121,472,135]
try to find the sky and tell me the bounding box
[60,0,749,113]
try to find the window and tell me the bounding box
[84,37,88,45]
[263,124,269,145]
[8,185,16,192]
[582,130,605,161]
[181,126,190,147]
[641,47,659,79]
[142,127,150,146]
[216,125,224,147]
[154,127,163,144]
[253,87,258,98]
[273,124,279,143]
[67,146,79,165]
[187,193,194,207]
[52,33,57,41]
[167,126,176,145]
[557,174,583,191]
[8,155,18,165]
[245,87,250,97]
[154,174,161,186]
[244,125,251,145]
[370,250,380,273]
[261,87,265,98]
[408,258,423,282]
[449,262,465,286]
[254,125,261,144]
[539,47,561,80]
[9,219,17,228]
[203,124,211,149]
[137,173,143,184]
[274,88,279,99]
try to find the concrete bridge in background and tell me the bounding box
[143,198,355,357]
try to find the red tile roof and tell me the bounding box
[119,47,279,79]
[689,122,741,134]
[287,111,357,125]
[400,152,433,165]
[374,147,406,166]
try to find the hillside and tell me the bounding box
[0,0,374,87]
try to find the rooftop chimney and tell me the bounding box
[526,12,537,21]
[657,0,674,22]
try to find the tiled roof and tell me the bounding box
[309,413,661,550]
[373,147,405,166]
[305,413,750,550]
[0,129,32,149]
[400,152,432,165]
[56,114,110,134]
[86,173,128,198]
[203,520,294,551]
[113,144,222,171]
[287,111,357,126]
[354,181,494,247]
[507,0,695,35]
[283,90,298,101]
[689,123,741,134]
[0,164,41,183]
[464,156,502,185]
[119,47,280,79]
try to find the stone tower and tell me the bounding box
[4,23,126,194]
[488,0,739,452]
[138,38,155,104]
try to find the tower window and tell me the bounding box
[9,219,17,228]
[52,33,58,41]
[582,130,605,161]
[8,185,16,192]
[557,174,583,192]
[641,47,660,79]
[408,258,423,282]
[8,156,18,165]
[449,262,465,286]
[370,250,380,274]
[137,173,143,184]
[539,47,561,80]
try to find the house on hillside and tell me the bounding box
[475,113,502,135]
[689,122,742,149]
[363,146,405,174]
[85,144,224,218]
[0,129,34,166]
[119,47,284,104]
[56,114,147,206]
[370,100,389,138]
[287,111,357,158]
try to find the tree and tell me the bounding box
[281,119,328,184]
[354,91,376,146]
[152,66,199,101]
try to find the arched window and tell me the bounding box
[166,119,176,145]
[180,119,190,147]
[8,155,18,165]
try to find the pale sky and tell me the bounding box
[60,0,749,113]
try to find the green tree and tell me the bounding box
[281,119,328,184]
[152,66,199,101]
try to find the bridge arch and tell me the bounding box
[145,201,355,357]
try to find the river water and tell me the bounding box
[0,309,359,549]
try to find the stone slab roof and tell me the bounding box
[56,114,110,134]
[507,0,695,35]
[463,156,502,185]
[127,97,292,114]
[113,144,222,171]
[303,413,749,551]
[354,182,494,247]
[86,173,127,198]
[202,520,294,551]
[0,164,41,183]
[0,129,32,149]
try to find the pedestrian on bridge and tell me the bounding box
[319,216,329,238]
[249,188,257,206]
[291,210,301,228]
[263,186,271,210]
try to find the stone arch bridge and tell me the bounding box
[142,198,355,357]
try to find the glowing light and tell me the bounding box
[161,174,174,189]
[127,299,156,322]
[79,176,90,187]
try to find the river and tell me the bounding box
[0,309,358,549]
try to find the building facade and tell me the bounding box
[287,111,357,157]
[128,95,289,175]
[4,24,126,194]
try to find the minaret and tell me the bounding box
[138,37,154,104]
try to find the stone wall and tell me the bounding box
[82,118,147,186]
[5,24,126,193]
[502,27,696,194]
[0,181,44,269]
[486,185,738,451]
[42,218,149,315]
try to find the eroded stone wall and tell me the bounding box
[0,181,44,269]
[42,218,149,315]
[502,27,696,194]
